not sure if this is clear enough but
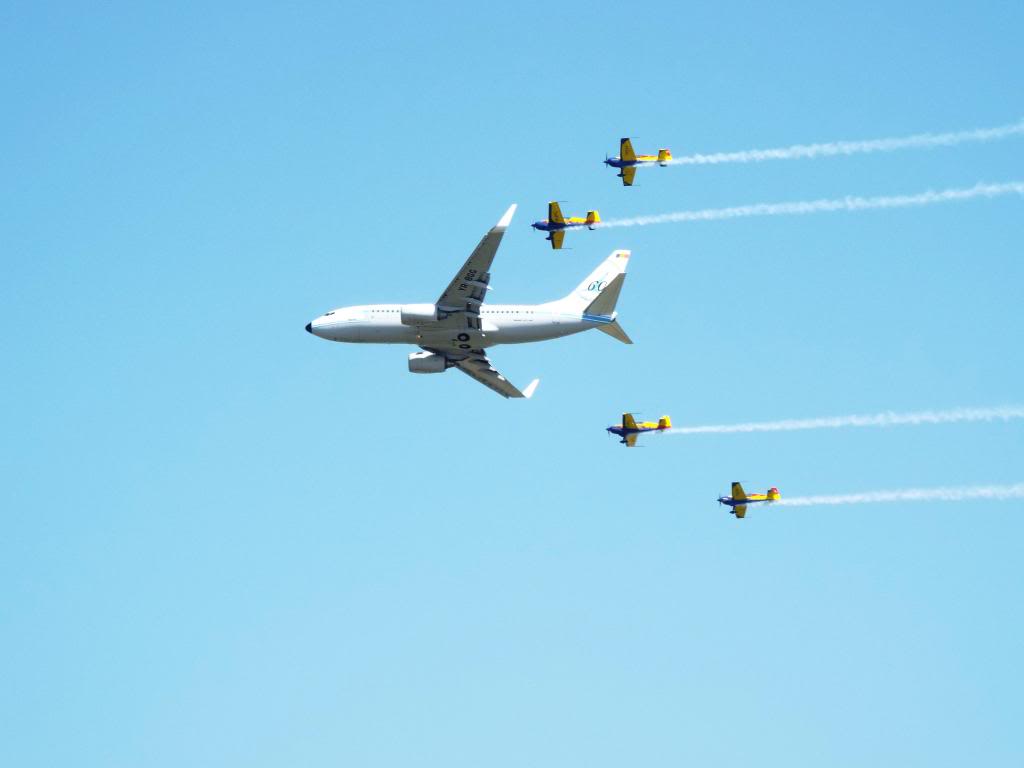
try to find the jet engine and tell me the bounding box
[400,304,438,326]
[408,351,450,374]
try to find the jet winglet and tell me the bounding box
[497,204,517,229]
[522,378,540,399]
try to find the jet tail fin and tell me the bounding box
[585,210,600,227]
[565,250,626,309]
[657,148,672,165]
[658,416,672,429]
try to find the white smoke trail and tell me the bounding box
[597,181,1024,228]
[669,405,1024,436]
[777,483,1024,507]
[668,119,1024,166]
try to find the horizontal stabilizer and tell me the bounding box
[597,319,632,344]
[585,273,626,317]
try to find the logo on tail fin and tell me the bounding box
[564,250,631,309]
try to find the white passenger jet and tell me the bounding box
[305,204,632,398]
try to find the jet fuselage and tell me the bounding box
[307,302,609,348]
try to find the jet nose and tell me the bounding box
[305,322,313,334]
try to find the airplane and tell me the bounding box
[718,482,781,519]
[305,204,633,399]
[607,413,672,447]
[531,201,600,249]
[604,138,672,186]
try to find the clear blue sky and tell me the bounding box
[3,2,1023,765]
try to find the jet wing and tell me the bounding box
[624,433,639,448]
[620,166,637,186]
[731,481,747,500]
[734,504,747,519]
[549,230,565,249]
[437,204,516,319]
[449,350,539,399]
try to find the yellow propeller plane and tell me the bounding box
[531,201,600,249]
[718,482,781,518]
[604,138,672,186]
[607,413,672,447]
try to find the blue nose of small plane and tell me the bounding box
[305,322,313,334]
